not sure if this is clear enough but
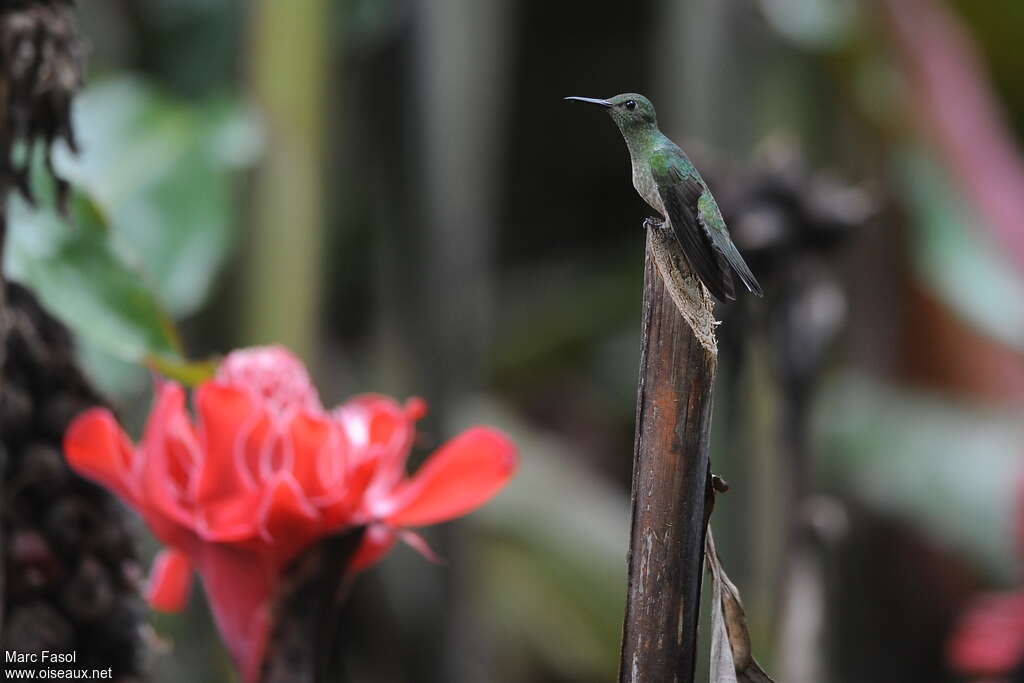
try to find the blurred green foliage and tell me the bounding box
[6,189,181,360]
[819,373,1022,580]
[757,0,860,50]
[56,77,259,318]
[4,77,256,393]
[898,146,1024,352]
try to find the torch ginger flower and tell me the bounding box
[948,476,1024,679]
[63,346,516,682]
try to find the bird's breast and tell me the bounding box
[631,158,665,216]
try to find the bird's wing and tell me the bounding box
[695,192,763,297]
[650,149,762,299]
[650,150,735,300]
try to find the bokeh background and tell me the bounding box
[6,0,1024,681]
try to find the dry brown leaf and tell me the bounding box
[706,528,776,683]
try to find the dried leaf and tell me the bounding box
[706,528,776,683]
[710,563,739,683]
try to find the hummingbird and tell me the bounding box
[566,93,762,301]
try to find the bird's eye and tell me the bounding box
[625,100,637,110]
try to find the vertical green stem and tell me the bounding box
[243,0,330,364]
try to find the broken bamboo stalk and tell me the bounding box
[619,222,717,683]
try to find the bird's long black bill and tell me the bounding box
[564,96,612,108]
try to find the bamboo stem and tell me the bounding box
[619,225,717,683]
[243,0,330,364]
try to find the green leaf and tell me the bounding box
[52,76,261,317]
[2,76,257,394]
[5,191,182,362]
[146,353,220,387]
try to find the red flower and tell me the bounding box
[949,592,1024,678]
[949,476,1024,678]
[63,346,516,683]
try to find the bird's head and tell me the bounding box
[564,93,657,134]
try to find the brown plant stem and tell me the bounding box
[619,223,716,683]
[260,528,365,683]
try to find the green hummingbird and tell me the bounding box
[566,93,762,301]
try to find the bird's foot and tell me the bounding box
[643,216,665,232]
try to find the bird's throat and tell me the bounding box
[618,123,660,165]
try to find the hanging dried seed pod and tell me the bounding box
[0,0,85,212]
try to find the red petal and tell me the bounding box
[197,491,263,542]
[64,409,137,502]
[320,456,377,531]
[348,524,399,573]
[257,473,320,565]
[146,548,193,612]
[386,427,516,527]
[287,410,345,502]
[341,394,410,446]
[404,397,428,421]
[334,395,415,488]
[139,384,200,529]
[192,543,275,683]
[398,530,444,565]
[194,382,260,502]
